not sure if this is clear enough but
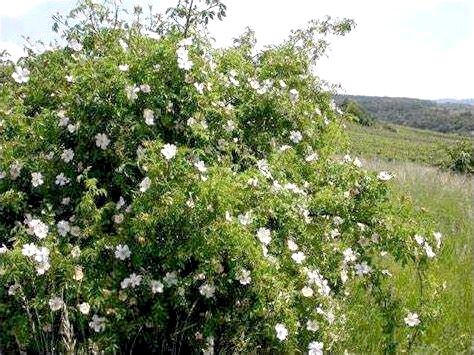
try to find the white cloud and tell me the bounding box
[207,0,473,99]
[0,0,69,17]
[1,0,472,98]
[0,41,25,60]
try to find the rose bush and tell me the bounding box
[0,1,442,353]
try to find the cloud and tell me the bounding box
[1,0,472,98]
[0,0,69,17]
[208,0,473,99]
[0,41,25,60]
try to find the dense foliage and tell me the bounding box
[0,1,442,353]
[340,98,374,126]
[337,95,474,135]
[440,139,474,174]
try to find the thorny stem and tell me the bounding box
[183,0,194,37]
[20,292,43,353]
[177,300,198,354]
[407,262,425,352]
[129,325,143,354]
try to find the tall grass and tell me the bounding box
[364,158,473,353]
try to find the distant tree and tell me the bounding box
[440,139,474,174]
[338,95,474,134]
[341,98,374,126]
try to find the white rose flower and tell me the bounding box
[10,162,23,179]
[55,173,70,186]
[289,130,303,144]
[89,314,106,332]
[194,82,205,94]
[287,239,298,251]
[305,152,319,162]
[116,196,126,210]
[22,243,38,257]
[113,213,124,224]
[225,120,236,132]
[139,177,151,192]
[114,244,131,260]
[377,171,393,181]
[306,319,319,332]
[353,157,363,167]
[95,133,111,150]
[355,261,372,276]
[301,286,314,297]
[308,341,324,355]
[48,297,64,311]
[236,268,251,285]
[256,227,271,245]
[404,312,420,327]
[433,232,442,249]
[151,280,164,294]
[27,219,49,239]
[12,66,30,84]
[57,220,70,237]
[161,144,177,160]
[275,323,288,341]
[125,85,140,101]
[8,284,21,296]
[163,271,178,286]
[199,283,216,298]
[414,234,425,245]
[143,109,155,126]
[73,265,84,281]
[118,64,129,72]
[140,84,151,93]
[194,160,207,173]
[342,248,357,263]
[71,246,81,258]
[78,302,90,315]
[68,39,83,52]
[238,212,252,226]
[61,149,74,163]
[121,273,142,289]
[248,78,260,90]
[291,251,306,264]
[67,123,78,133]
[177,47,193,70]
[34,247,50,263]
[424,243,436,258]
[289,88,299,103]
[31,172,44,187]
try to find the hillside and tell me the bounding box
[336,95,474,135]
[346,122,473,167]
[345,123,473,352]
[436,98,474,106]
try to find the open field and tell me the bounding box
[347,122,473,167]
[361,159,473,352]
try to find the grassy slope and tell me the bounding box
[346,124,473,352]
[347,122,470,166]
[367,159,473,353]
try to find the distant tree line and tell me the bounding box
[336,95,474,135]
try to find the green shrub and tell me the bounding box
[341,98,374,126]
[439,139,474,174]
[0,1,441,353]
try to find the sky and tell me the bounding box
[1,0,473,100]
